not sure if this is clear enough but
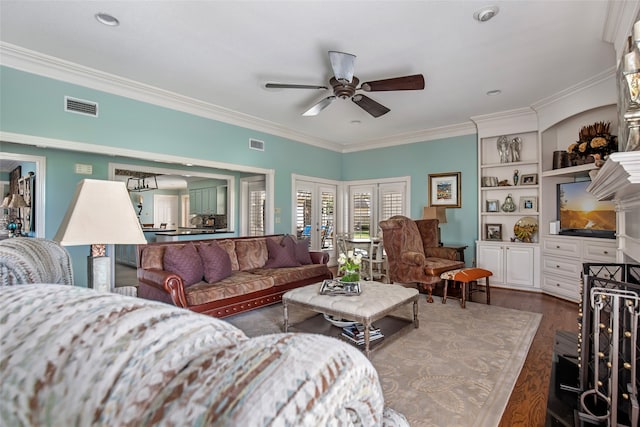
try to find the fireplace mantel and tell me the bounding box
[588,151,640,262]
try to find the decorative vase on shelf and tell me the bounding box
[501,194,516,212]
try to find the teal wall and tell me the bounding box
[343,135,478,263]
[1,66,480,285]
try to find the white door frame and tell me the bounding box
[292,174,340,263]
[0,152,46,238]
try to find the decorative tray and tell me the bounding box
[319,279,361,296]
[323,314,357,328]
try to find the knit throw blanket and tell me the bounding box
[0,238,74,286]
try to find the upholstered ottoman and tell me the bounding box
[283,281,419,358]
[440,268,492,308]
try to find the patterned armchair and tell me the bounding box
[0,237,74,286]
[379,216,464,302]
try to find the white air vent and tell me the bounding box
[249,138,265,151]
[74,163,93,175]
[65,96,98,117]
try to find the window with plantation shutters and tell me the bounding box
[348,180,408,238]
[296,190,312,234]
[248,182,265,236]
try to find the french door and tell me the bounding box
[294,178,337,262]
[348,181,407,238]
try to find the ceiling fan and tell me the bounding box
[265,51,425,118]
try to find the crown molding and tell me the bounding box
[530,67,617,112]
[470,107,538,137]
[0,42,344,152]
[342,121,477,153]
[1,43,482,154]
[602,0,640,61]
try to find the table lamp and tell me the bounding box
[54,179,147,291]
[422,206,447,246]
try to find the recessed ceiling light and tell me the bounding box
[474,6,499,22]
[486,89,502,96]
[350,120,361,125]
[95,12,119,27]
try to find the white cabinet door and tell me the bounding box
[477,243,505,285]
[477,242,536,288]
[505,245,534,287]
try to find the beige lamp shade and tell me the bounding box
[422,206,447,224]
[1,195,12,208]
[54,179,147,246]
[8,194,28,208]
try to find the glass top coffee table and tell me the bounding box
[283,281,419,358]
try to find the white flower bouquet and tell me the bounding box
[338,250,362,282]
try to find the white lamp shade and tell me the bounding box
[54,179,147,246]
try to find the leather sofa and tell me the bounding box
[137,234,332,317]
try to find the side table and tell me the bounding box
[442,243,468,263]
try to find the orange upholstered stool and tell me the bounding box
[440,268,492,308]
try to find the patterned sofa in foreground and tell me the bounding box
[0,284,409,427]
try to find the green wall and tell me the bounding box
[1,66,480,285]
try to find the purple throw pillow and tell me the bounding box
[163,243,204,287]
[264,236,300,268]
[294,237,313,265]
[198,242,232,283]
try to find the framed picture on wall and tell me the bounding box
[428,172,461,208]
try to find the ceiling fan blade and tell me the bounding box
[361,74,425,92]
[265,83,328,90]
[352,94,390,118]
[303,96,336,116]
[329,51,356,83]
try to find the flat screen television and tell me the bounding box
[557,180,616,239]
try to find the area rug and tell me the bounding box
[226,296,541,427]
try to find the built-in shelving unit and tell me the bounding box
[538,104,620,301]
[541,163,597,178]
[471,108,541,291]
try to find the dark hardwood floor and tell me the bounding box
[490,287,579,427]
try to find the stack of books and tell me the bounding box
[341,323,384,346]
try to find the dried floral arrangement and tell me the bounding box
[566,121,618,165]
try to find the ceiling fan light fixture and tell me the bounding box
[473,6,499,22]
[95,12,120,26]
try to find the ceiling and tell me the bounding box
[0,1,622,151]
